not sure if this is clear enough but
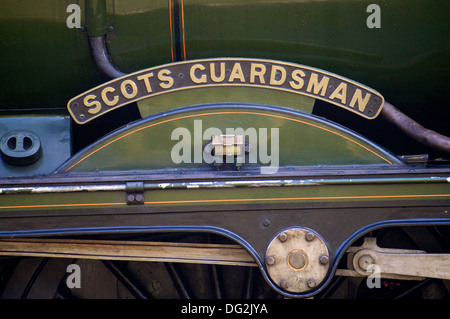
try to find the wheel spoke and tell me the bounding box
[102,260,153,299]
[165,263,191,299]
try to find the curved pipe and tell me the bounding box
[88,35,126,79]
[381,102,450,154]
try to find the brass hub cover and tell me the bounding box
[265,227,330,293]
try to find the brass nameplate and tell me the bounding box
[68,58,385,124]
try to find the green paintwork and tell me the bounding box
[137,87,315,118]
[0,0,172,110]
[0,1,448,289]
[180,0,449,114]
[60,106,400,173]
[85,0,108,37]
[0,1,101,110]
[140,182,450,207]
[106,0,172,72]
[0,0,448,118]
[0,177,448,212]
[0,0,448,178]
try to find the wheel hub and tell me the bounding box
[265,227,330,293]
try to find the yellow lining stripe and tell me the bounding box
[1,194,449,210]
[145,194,450,204]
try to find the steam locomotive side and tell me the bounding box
[0,0,449,299]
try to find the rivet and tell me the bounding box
[152,281,161,290]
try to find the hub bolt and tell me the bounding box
[280,280,289,290]
[305,232,315,241]
[266,256,276,266]
[319,255,329,265]
[307,278,316,288]
[278,232,288,242]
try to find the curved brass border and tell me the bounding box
[64,110,394,172]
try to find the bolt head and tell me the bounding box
[280,280,289,290]
[319,255,329,265]
[305,232,315,241]
[266,256,276,266]
[278,232,288,242]
[307,278,316,288]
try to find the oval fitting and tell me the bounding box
[0,130,42,166]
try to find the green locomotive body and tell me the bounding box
[0,0,449,299]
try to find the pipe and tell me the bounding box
[85,0,108,37]
[381,102,450,154]
[85,0,126,78]
[88,36,126,79]
[1,177,449,195]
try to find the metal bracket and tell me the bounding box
[126,181,144,205]
[209,134,247,169]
